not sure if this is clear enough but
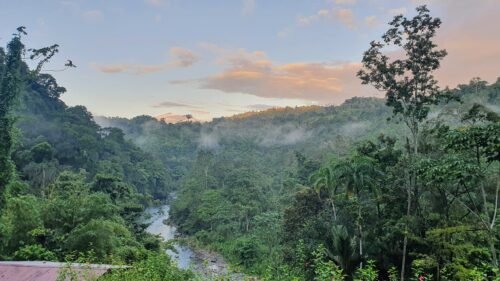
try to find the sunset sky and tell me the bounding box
[1,0,499,121]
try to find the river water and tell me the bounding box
[145,204,245,280]
[145,205,195,269]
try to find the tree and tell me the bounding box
[440,105,500,267]
[357,6,447,279]
[0,30,24,200]
[310,165,338,220]
[333,156,381,268]
[0,28,70,203]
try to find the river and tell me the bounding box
[145,205,194,269]
[145,204,245,280]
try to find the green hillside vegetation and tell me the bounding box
[97,7,500,280]
[0,28,190,279]
[0,5,499,281]
[99,77,499,280]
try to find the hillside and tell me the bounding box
[0,45,190,279]
[1,20,499,280]
[96,78,499,279]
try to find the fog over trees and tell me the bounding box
[0,5,499,281]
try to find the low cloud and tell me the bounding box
[199,133,220,150]
[258,125,312,146]
[93,47,198,74]
[340,121,370,137]
[155,112,192,123]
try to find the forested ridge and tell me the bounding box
[0,28,193,280]
[99,77,499,280]
[1,5,500,281]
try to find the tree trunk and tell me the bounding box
[401,189,411,281]
[488,181,500,267]
[358,205,363,269]
[489,237,498,268]
[330,199,337,221]
[401,164,412,281]
[401,128,418,281]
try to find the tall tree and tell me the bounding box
[0,29,25,201]
[357,6,447,280]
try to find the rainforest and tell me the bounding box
[0,3,499,281]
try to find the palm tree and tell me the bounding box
[333,155,382,268]
[310,165,339,220]
[325,225,360,276]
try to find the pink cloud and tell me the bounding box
[170,47,199,67]
[92,47,198,74]
[429,0,500,87]
[178,46,376,104]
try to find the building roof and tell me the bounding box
[0,261,125,281]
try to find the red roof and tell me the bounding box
[0,261,122,281]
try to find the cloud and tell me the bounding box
[258,125,312,146]
[93,47,198,74]
[334,8,356,28]
[428,0,500,88]
[176,46,374,104]
[91,63,167,74]
[151,101,197,108]
[242,0,256,15]
[199,133,220,150]
[199,42,267,65]
[170,47,199,67]
[298,8,357,29]
[374,1,500,88]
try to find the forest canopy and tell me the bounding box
[0,5,499,281]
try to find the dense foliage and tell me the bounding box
[97,7,500,280]
[0,29,179,271]
[1,6,499,281]
[101,77,499,280]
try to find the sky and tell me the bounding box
[1,0,499,122]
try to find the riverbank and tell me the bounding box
[145,205,246,280]
[187,246,246,281]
